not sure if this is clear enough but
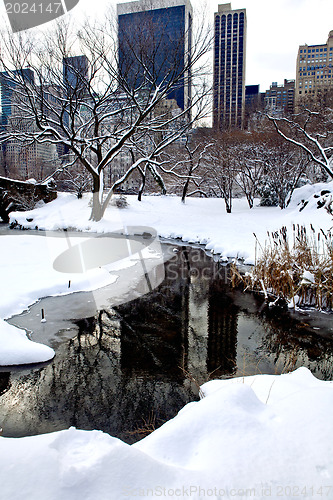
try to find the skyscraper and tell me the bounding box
[213,3,247,130]
[63,55,89,95]
[0,69,35,128]
[117,0,192,111]
[296,31,333,103]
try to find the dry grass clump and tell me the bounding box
[231,224,333,311]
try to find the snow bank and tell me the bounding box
[9,181,333,265]
[0,319,54,365]
[0,234,118,321]
[0,368,332,499]
[288,180,333,210]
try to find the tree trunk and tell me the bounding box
[246,194,254,209]
[181,178,190,203]
[89,175,104,222]
[138,167,146,202]
[181,164,194,203]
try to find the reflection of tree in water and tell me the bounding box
[256,309,333,380]
[0,309,196,443]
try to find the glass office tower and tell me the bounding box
[117,0,192,111]
[63,55,89,94]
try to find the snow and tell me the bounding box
[0,233,120,366]
[1,182,333,497]
[302,270,316,285]
[0,368,332,499]
[0,319,54,366]
[9,180,333,265]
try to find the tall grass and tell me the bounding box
[231,224,333,311]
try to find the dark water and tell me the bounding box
[0,244,333,443]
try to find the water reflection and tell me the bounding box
[207,280,238,376]
[1,245,333,442]
[254,309,333,380]
[0,373,10,396]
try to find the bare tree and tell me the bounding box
[161,131,212,203]
[202,134,238,213]
[221,131,265,209]
[55,162,92,198]
[267,101,333,181]
[0,10,211,221]
[257,136,311,209]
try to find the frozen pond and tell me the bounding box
[1,238,333,443]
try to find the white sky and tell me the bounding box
[1,0,333,92]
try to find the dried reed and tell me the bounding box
[231,224,333,311]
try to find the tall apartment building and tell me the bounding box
[117,0,192,111]
[296,30,333,102]
[213,3,247,130]
[265,79,295,116]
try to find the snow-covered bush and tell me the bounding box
[110,194,128,209]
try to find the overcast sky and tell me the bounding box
[1,0,333,91]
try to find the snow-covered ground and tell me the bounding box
[9,180,333,262]
[0,182,333,498]
[1,368,332,499]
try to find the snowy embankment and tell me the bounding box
[1,181,332,366]
[9,180,333,263]
[1,368,333,499]
[0,233,118,365]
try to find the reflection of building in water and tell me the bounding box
[118,251,190,379]
[185,248,216,380]
[118,247,239,381]
[187,275,209,380]
[207,279,238,376]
